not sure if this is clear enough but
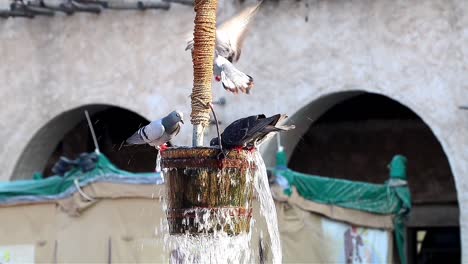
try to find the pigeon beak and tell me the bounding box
[180,119,184,124]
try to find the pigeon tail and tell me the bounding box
[221,68,254,94]
[126,131,146,145]
[215,55,254,94]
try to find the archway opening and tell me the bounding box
[12,105,157,180]
[287,92,459,263]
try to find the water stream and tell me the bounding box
[250,151,282,264]
[157,150,282,264]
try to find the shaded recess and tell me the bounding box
[12,105,158,180]
[287,92,460,263]
[289,93,456,204]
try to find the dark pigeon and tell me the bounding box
[51,152,99,176]
[210,114,295,151]
[51,157,77,176]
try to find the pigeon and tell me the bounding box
[51,156,78,176]
[51,152,99,176]
[76,152,99,173]
[210,114,295,151]
[186,1,262,94]
[126,110,184,150]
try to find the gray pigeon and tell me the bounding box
[186,1,262,94]
[210,114,295,151]
[126,110,184,150]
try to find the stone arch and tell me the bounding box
[11,104,154,180]
[262,90,461,262]
[262,90,364,167]
[263,90,457,180]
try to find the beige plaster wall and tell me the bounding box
[0,0,467,259]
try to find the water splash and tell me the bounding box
[165,232,254,263]
[250,151,282,264]
[158,150,282,264]
[156,151,162,174]
[161,167,254,263]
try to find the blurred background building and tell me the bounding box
[0,0,467,262]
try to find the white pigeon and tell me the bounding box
[126,110,184,150]
[186,1,262,94]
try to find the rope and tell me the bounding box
[85,110,100,154]
[190,0,217,127]
[73,178,96,202]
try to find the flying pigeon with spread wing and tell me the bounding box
[186,1,262,94]
[126,110,184,150]
[210,114,295,151]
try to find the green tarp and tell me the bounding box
[1,150,410,263]
[0,153,160,204]
[273,151,411,264]
[279,169,410,216]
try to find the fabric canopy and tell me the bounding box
[0,153,267,263]
[0,153,162,206]
[272,150,411,264]
[0,151,411,263]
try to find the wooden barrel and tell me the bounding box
[161,147,256,235]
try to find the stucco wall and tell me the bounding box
[0,0,467,259]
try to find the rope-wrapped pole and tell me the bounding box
[190,0,217,147]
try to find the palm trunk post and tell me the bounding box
[190,0,218,146]
[162,1,256,236]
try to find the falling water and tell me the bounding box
[250,151,282,264]
[157,150,282,264]
[164,231,254,263]
[156,151,162,173]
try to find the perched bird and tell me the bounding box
[186,1,262,94]
[126,110,184,150]
[210,114,295,151]
[76,152,99,173]
[51,156,78,176]
[51,152,99,176]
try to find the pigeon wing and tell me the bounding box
[144,119,165,141]
[221,115,258,146]
[219,59,254,93]
[239,114,277,145]
[216,1,262,62]
[126,129,146,145]
[222,115,266,147]
[221,119,248,146]
[126,119,165,145]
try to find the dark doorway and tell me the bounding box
[288,93,459,263]
[407,227,461,264]
[289,93,456,203]
[42,106,157,177]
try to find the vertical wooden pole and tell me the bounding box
[190,0,218,147]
